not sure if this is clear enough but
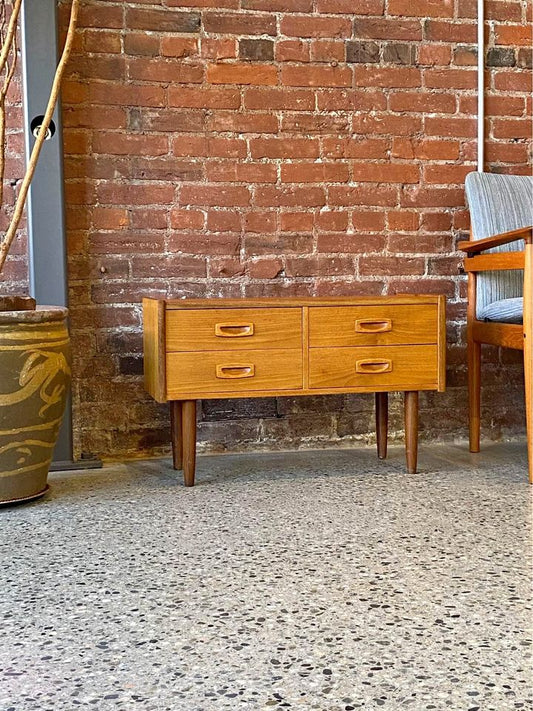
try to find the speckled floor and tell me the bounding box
[1,442,532,711]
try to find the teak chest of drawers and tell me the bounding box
[143,296,446,486]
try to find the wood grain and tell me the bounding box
[143,298,166,403]
[166,307,302,352]
[166,348,303,397]
[308,345,438,390]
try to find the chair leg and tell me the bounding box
[468,338,482,453]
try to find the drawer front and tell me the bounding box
[166,308,302,351]
[309,305,437,347]
[166,349,303,396]
[309,345,438,390]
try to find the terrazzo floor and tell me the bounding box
[1,442,532,711]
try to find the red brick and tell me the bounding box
[316,0,384,12]
[280,212,314,232]
[352,163,420,183]
[275,40,310,63]
[206,211,242,232]
[254,186,326,208]
[123,33,160,57]
[492,119,533,139]
[413,139,461,160]
[180,185,251,207]
[360,255,426,276]
[424,68,477,89]
[247,258,285,279]
[495,23,532,46]
[170,209,206,230]
[329,185,398,207]
[310,40,346,63]
[128,58,204,83]
[315,211,349,231]
[281,113,350,134]
[207,161,277,184]
[493,70,532,93]
[322,137,390,159]
[203,12,276,35]
[207,63,277,86]
[387,211,420,231]
[316,89,387,111]
[389,91,456,113]
[281,163,350,183]
[201,38,237,60]
[425,116,477,137]
[423,164,473,184]
[93,132,168,156]
[418,44,452,66]
[168,86,241,109]
[280,15,352,38]
[250,137,320,159]
[354,18,422,40]
[210,258,245,279]
[353,113,422,136]
[245,212,278,233]
[425,20,477,42]
[388,0,453,17]
[207,111,278,133]
[285,256,353,277]
[243,0,312,8]
[317,232,387,253]
[281,65,352,87]
[161,37,199,58]
[355,66,421,87]
[244,88,315,110]
[352,211,386,231]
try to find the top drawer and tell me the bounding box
[166,307,302,351]
[309,304,438,347]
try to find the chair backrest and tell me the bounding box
[465,172,533,317]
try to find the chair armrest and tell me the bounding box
[458,225,533,254]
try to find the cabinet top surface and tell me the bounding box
[145,295,445,310]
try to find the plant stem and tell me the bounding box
[0,0,80,274]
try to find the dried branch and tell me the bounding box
[0,23,17,207]
[0,0,80,273]
[0,0,21,78]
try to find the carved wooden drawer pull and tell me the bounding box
[355,319,392,333]
[216,364,255,379]
[214,323,255,337]
[355,359,393,374]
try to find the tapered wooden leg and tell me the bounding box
[169,401,183,470]
[404,391,419,474]
[181,400,197,487]
[375,392,388,460]
[468,338,482,453]
[524,243,532,484]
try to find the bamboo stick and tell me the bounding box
[0,0,80,273]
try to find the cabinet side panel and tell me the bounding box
[143,298,167,402]
[437,295,447,392]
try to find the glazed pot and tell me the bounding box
[0,303,70,504]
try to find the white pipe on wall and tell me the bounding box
[477,0,485,172]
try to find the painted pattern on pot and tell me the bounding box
[0,307,70,503]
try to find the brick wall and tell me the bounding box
[3,1,532,459]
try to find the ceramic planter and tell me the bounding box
[0,304,70,504]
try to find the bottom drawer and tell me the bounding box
[309,345,438,390]
[166,349,302,396]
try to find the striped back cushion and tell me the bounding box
[465,172,533,319]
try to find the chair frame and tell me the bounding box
[459,225,533,483]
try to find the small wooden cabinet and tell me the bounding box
[143,295,446,486]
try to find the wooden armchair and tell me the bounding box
[459,172,533,482]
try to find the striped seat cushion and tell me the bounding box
[478,297,523,324]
